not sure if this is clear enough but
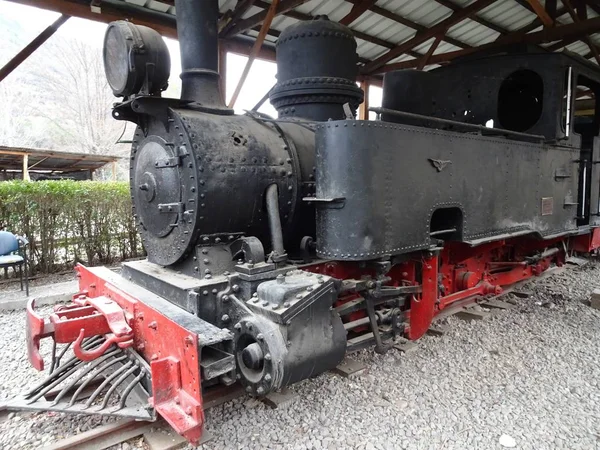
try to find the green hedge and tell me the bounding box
[0,180,144,274]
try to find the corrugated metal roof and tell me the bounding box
[98,0,600,70]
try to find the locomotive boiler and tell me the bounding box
[9,0,600,444]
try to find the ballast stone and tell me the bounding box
[590,289,600,310]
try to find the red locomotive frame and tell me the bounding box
[25,228,599,445]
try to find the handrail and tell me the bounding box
[369,107,546,142]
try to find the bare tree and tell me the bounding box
[0,81,44,148]
[31,38,126,156]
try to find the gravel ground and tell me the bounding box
[0,271,76,293]
[1,261,600,450]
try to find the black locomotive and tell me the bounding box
[13,0,600,444]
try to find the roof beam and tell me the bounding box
[362,0,497,74]
[224,0,309,37]
[228,0,280,108]
[6,0,283,65]
[432,0,509,34]
[575,0,588,18]
[416,37,442,70]
[251,0,423,58]
[525,0,555,26]
[340,0,377,26]
[501,5,567,38]
[375,14,600,72]
[562,0,600,64]
[219,0,257,35]
[0,13,69,82]
[546,0,558,18]
[585,0,600,15]
[6,0,179,39]
[346,0,471,50]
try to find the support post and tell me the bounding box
[358,78,370,120]
[111,161,117,181]
[417,36,442,70]
[22,154,30,181]
[0,14,69,83]
[227,0,280,108]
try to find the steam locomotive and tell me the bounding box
[9,0,600,444]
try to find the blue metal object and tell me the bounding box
[0,231,19,256]
[0,230,29,295]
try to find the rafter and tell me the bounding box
[417,37,442,70]
[585,0,600,16]
[546,0,558,17]
[224,0,308,37]
[525,0,554,26]
[432,0,509,35]
[228,0,280,108]
[562,0,600,64]
[375,14,600,73]
[251,0,426,59]
[575,0,588,18]
[219,0,257,35]
[346,0,471,50]
[362,0,497,74]
[1,14,69,82]
[340,0,377,26]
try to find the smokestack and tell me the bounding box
[175,0,227,110]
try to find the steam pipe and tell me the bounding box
[174,0,228,110]
[265,184,287,263]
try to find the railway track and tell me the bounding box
[0,383,245,450]
[0,263,574,449]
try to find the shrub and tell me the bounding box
[0,180,144,274]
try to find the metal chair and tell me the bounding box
[0,231,29,296]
